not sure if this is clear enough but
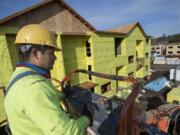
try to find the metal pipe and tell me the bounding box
[118,82,141,135]
[61,69,133,90]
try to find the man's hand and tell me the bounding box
[81,103,98,126]
[87,127,95,135]
[63,85,72,97]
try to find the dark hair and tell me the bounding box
[20,45,54,61]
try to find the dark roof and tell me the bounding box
[0,0,96,31]
[107,22,148,37]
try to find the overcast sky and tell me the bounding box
[0,0,180,37]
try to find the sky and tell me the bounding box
[0,0,180,37]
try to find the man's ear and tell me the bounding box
[31,48,39,59]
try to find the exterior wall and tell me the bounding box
[0,88,6,126]
[50,27,151,97]
[0,27,19,125]
[175,44,180,55]
[60,35,90,84]
[52,33,118,97]
[51,33,66,85]
[88,33,126,97]
[87,27,151,96]
[152,45,164,56]
[0,27,19,87]
[0,26,151,99]
[0,1,91,33]
[166,44,180,56]
[126,27,151,79]
[152,43,180,56]
[166,44,176,55]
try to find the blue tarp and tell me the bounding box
[144,77,169,92]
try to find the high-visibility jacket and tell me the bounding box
[4,67,89,135]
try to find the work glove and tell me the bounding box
[63,85,72,97]
[81,103,98,126]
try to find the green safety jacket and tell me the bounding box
[4,67,89,135]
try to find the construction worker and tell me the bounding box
[4,24,90,135]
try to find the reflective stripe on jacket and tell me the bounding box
[4,67,89,135]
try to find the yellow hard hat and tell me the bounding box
[15,24,61,51]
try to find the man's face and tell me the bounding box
[37,48,57,71]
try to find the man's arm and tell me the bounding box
[25,81,90,135]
